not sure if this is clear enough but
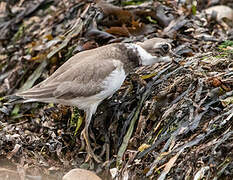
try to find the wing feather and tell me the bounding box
[17,58,118,101]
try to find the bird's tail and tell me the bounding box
[2,95,36,105]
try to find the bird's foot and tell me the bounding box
[99,138,110,161]
[84,148,102,163]
[81,129,102,163]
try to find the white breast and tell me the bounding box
[96,59,126,99]
[70,60,126,114]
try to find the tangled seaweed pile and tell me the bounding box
[0,0,232,179]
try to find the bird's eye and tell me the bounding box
[161,44,170,52]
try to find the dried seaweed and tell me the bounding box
[0,0,233,179]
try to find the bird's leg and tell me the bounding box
[104,133,110,161]
[81,110,102,163]
[99,132,110,161]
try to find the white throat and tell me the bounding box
[126,44,171,66]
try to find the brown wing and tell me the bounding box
[17,58,117,100]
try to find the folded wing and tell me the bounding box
[17,58,118,102]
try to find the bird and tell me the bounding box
[16,37,172,162]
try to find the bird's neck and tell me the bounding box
[110,43,140,74]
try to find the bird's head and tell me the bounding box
[134,38,172,66]
[136,38,172,57]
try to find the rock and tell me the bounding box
[0,168,20,180]
[204,5,233,21]
[63,168,102,180]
